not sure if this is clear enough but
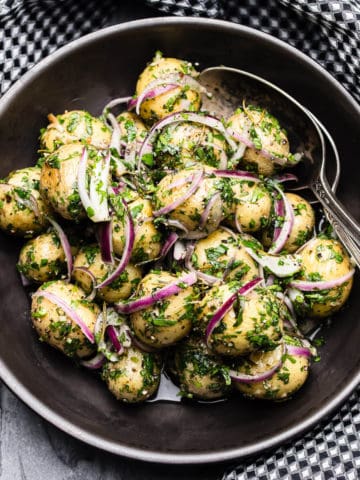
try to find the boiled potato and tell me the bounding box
[135,53,201,122]
[227,105,290,176]
[17,231,66,282]
[173,336,232,400]
[72,244,142,303]
[31,280,99,358]
[102,346,161,403]
[293,238,353,318]
[112,197,162,264]
[153,122,231,170]
[201,285,284,356]
[0,167,50,237]
[192,228,259,282]
[131,271,196,348]
[40,110,111,152]
[153,166,222,234]
[234,337,310,400]
[40,143,99,221]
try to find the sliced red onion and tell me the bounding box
[244,247,301,278]
[115,271,197,314]
[129,333,157,353]
[218,225,238,240]
[235,212,243,233]
[96,199,135,288]
[77,148,95,218]
[72,266,97,301]
[102,96,133,115]
[275,291,301,336]
[107,112,121,154]
[289,269,355,291]
[173,240,187,261]
[229,359,282,384]
[89,152,111,223]
[294,235,317,254]
[137,111,237,170]
[273,173,299,184]
[153,169,203,217]
[167,175,194,190]
[80,352,106,370]
[20,272,32,287]
[179,230,209,240]
[110,183,125,196]
[162,219,189,233]
[47,217,73,280]
[98,220,114,265]
[199,192,222,230]
[213,169,260,182]
[205,277,262,344]
[185,243,221,286]
[32,290,95,343]
[266,274,275,287]
[160,232,179,258]
[106,325,125,354]
[15,191,40,217]
[286,344,312,358]
[268,183,294,254]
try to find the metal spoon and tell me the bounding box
[199,66,360,267]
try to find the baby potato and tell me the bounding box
[173,336,232,400]
[153,122,231,170]
[227,105,289,176]
[17,231,66,282]
[228,180,272,233]
[192,228,259,282]
[0,167,50,237]
[112,197,162,264]
[102,347,161,403]
[262,193,315,253]
[117,111,148,144]
[135,53,201,122]
[31,280,99,358]
[72,244,142,303]
[131,271,196,348]
[40,143,99,221]
[153,167,222,234]
[294,238,354,318]
[234,339,310,401]
[201,285,284,357]
[40,110,111,152]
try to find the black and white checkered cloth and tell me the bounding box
[1,0,359,478]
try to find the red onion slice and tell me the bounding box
[268,183,294,254]
[89,152,111,223]
[160,232,179,258]
[244,247,301,278]
[129,333,157,353]
[106,325,125,354]
[213,169,260,182]
[229,358,282,384]
[32,290,95,343]
[80,352,105,370]
[102,96,133,115]
[107,112,121,154]
[286,344,312,358]
[72,266,97,301]
[205,277,262,344]
[289,269,355,291]
[199,192,222,230]
[185,243,221,286]
[98,220,114,265]
[115,271,197,314]
[47,217,73,280]
[96,199,135,289]
[167,175,194,190]
[153,169,203,217]
[273,173,299,184]
[173,240,187,261]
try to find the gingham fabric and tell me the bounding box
[0,1,359,478]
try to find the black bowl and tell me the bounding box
[0,18,359,464]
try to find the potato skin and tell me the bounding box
[40,143,99,221]
[234,341,310,400]
[17,232,66,282]
[293,238,353,318]
[112,197,162,264]
[40,110,111,152]
[102,347,161,403]
[72,244,142,303]
[201,285,284,357]
[0,167,50,237]
[153,167,222,233]
[173,336,232,400]
[262,193,315,253]
[131,271,196,348]
[31,280,99,358]
[135,55,201,122]
[227,106,289,176]
[192,228,259,283]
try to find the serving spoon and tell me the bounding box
[199,66,360,268]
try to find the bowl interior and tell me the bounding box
[0,18,359,463]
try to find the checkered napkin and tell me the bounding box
[0,1,359,478]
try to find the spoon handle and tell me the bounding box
[312,178,360,268]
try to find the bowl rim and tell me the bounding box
[0,16,359,465]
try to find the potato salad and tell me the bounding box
[0,51,355,403]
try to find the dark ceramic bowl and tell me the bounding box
[0,18,359,464]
